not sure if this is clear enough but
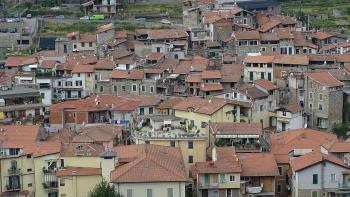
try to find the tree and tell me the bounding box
[332,123,349,140]
[88,180,124,197]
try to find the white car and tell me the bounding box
[80,16,89,20]
[160,19,171,25]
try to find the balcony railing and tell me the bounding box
[5,184,21,191]
[43,168,56,174]
[8,168,21,175]
[42,181,58,189]
[199,182,219,188]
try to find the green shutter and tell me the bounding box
[220,174,225,183]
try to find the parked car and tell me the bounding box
[79,16,89,20]
[135,17,146,22]
[6,18,14,23]
[0,18,5,22]
[90,15,104,20]
[26,14,32,19]
[160,19,171,25]
[55,15,65,19]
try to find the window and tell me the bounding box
[28,183,32,187]
[147,189,152,197]
[167,188,173,197]
[141,85,145,92]
[278,166,283,175]
[220,174,225,183]
[81,42,85,47]
[140,108,144,115]
[114,85,117,92]
[190,120,195,127]
[312,191,318,197]
[272,47,277,52]
[95,75,98,80]
[27,154,32,159]
[249,72,253,81]
[229,175,235,182]
[95,84,97,89]
[188,141,193,149]
[226,189,232,197]
[122,86,126,92]
[234,92,237,98]
[282,111,287,116]
[309,103,313,110]
[277,184,281,192]
[27,168,32,172]
[89,42,92,47]
[149,107,153,114]
[331,174,336,182]
[318,104,323,111]
[319,94,323,100]
[100,86,103,92]
[63,44,67,53]
[60,178,65,186]
[170,141,175,147]
[77,73,80,77]
[260,105,264,112]
[58,81,62,86]
[309,92,313,99]
[150,86,154,93]
[132,84,137,92]
[261,72,265,79]
[312,174,318,184]
[188,155,193,163]
[268,72,272,81]
[127,189,132,197]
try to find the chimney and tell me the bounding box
[100,150,117,182]
[212,146,217,162]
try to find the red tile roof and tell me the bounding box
[40,60,57,69]
[146,52,164,61]
[79,34,96,43]
[290,151,349,172]
[5,56,38,67]
[111,70,129,79]
[244,55,275,64]
[156,97,184,109]
[96,23,114,34]
[201,70,221,79]
[273,55,309,65]
[186,74,202,83]
[71,64,95,73]
[307,71,344,87]
[200,83,223,91]
[259,20,281,33]
[254,79,277,91]
[173,97,230,115]
[127,70,144,80]
[329,142,350,153]
[237,153,279,176]
[312,31,333,40]
[111,144,187,183]
[233,31,260,40]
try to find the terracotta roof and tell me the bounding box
[328,69,350,81]
[205,41,221,48]
[201,70,221,79]
[210,122,262,135]
[111,144,187,183]
[244,55,274,64]
[307,71,344,87]
[271,15,297,25]
[5,56,38,67]
[79,34,96,43]
[233,31,260,40]
[111,49,133,59]
[345,65,350,72]
[259,20,281,33]
[40,60,57,69]
[220,64,243,82]
[116,59,136,65]
[329,142,350,153]
[186,74,202,83]
[273,55,309,65]
[111,70,129,79]
[146,52,164,61]
[293,32,318,49]
[71,64,95,73]
[111,100,141,111]
[107,38,127,47]
[94,59,115,70]
[254,79,277,91]
[142,29,188,40]
[22,142,61,157]
[173,97,230,115]
[260,32,279,41]
[336,53,350,62]
[279,102,303,113]
[60,142,105,157]
[96,23,114,34]
[319,42,350,53]
[56,167,101,177]
[174,56,209,75]
[237,153,279,176]
[0,125,41,148]
[312,31,333,40]
[200,83,223,92]
[271,128,338,157]
[237,85,269,99]
[290,151,349,172]
[275,28,294,39]
[45,128,76,143]
[115,30,127,39]
[158,58,179,70]
[73,125,122,143]
[156,97,184,109]
[127,70,144,80]
[66,54,98,65]
[223,54,237,62]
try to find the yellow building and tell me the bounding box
[173,97,245,139]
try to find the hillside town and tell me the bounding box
[0,0,350,197]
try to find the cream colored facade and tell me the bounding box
[135,138,207,175]
[60,156,101,168]
[197,173,241,189]
[58,175,102,197]
[115,182,186,197]
[174,104,241,139]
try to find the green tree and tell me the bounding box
[332,123,349,140]
[88,180,124,197]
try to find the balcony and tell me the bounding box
[5,184,21,191]
[42,181,58,189]
[199,182,219,189]
[8,168,21,175]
